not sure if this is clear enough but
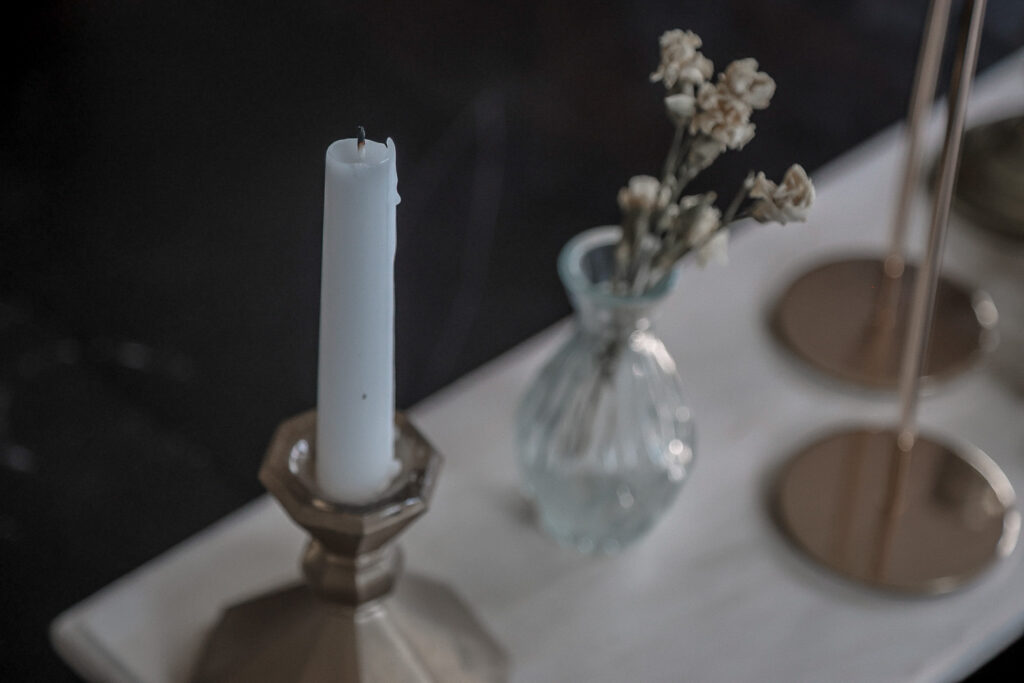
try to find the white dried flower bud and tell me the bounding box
[749,171,776,201]
[776,164,815,217]
[650,29,714,89]
[657,202,681,231]
[686,135,726,172]
[749,173,781,222]
[690,82,755,150]
[749,164,815,224]
[657,182,674,209]
[721,58,775,110]
[665,93,696,124]
[617,175,662,214]
[678,195,721,246]
[696,230,729,267]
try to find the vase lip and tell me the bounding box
[558,225,679,306]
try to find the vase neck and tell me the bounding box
[558,226,676,340]
[573,296,659,339]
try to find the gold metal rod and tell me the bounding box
[884,0,954,279]
[868,0,953,382]
[897,0,987,451]
[873,436,914,582]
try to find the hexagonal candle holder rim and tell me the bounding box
[259,410,442,555]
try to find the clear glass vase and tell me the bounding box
[516,226,696,553]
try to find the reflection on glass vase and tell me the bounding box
[517,226,696,553]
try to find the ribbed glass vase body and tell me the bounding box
[516,227,696,553]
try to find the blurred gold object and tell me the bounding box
[776,429,1018,593]
[773,257,995,389]
[776,0,1019,593]
[191,411,508,682]
[955,115,1024,238]
[772,0,994,389]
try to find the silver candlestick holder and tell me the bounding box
[775,0,1019,593]
[191,411,508,682]
[772,0,997,389]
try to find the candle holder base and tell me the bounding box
[192,574,505,683]
[772,257,996,389]
[774,427,1019,594]
[191,411,507,682]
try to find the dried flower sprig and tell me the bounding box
[614,30,814,294]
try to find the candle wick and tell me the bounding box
[357,125,366,160]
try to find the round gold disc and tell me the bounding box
[954,115,1024,239]
[773,257,996,389]
[775,428,1018,594]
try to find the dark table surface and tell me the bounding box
[2,0,1023,680]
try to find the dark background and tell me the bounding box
[2,0,1023,680]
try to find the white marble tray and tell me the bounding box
[52,50,1024,683]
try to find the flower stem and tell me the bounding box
[722,172,755,225]
[661,123,685,182]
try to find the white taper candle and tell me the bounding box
[317,135,400,502]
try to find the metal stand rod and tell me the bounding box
[771,0,994,391]
[873,0,953,343]
[773,0,1017,596]
[897,0,987,452]
[884,0,953,279]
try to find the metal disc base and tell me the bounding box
[773,257,994,389]
[954,115,1024,238]
[193,573,507,682]
[775,427,1018,594]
